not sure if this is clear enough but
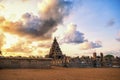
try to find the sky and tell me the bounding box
[0,0,120,57]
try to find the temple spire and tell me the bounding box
[54,37,56,41]
[48,37,63,59]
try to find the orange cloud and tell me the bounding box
[0,32,5,49]
[80,41,102,50]
[0,4,5,10]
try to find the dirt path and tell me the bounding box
[0,67,120,80]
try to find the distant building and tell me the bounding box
[48,37,64,59]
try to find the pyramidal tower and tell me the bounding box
[48,37,63,59]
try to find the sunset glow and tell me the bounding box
[3,33,19,49]
[0,0,120,57]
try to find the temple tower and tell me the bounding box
[48,37,63,59]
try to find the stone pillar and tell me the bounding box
[93,52,97,60]
[100,52,103,67]
[0,51,2,56]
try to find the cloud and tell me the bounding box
[59,24,87,44]
[4,38,50,54]
[107,18,115,27]
[0,0,73,40]
[0,16,5,22]
[38,0,72,21]
[80,41,102,50]
[5,40,32,53]
[105,49,120,57]
[0,0,3,2]
[116,31,120,42]
[1,32,51,54]
[0,16,23,36]
[21,0,29,2]
[116,38,120,41]
[0,4,5,10]
[22,0,73,39]
[38,41,51,48]
[0,32,5,49]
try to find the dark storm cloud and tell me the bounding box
[0,0,73,40]
[20,13,57,39]
[20,0,73,39]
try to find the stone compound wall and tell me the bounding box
[0,57,52,69]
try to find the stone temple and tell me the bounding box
[48,37,64,59]
[0,37,120,68]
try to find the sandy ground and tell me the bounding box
[0,67,120,80]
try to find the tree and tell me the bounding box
[104,54,114,58]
